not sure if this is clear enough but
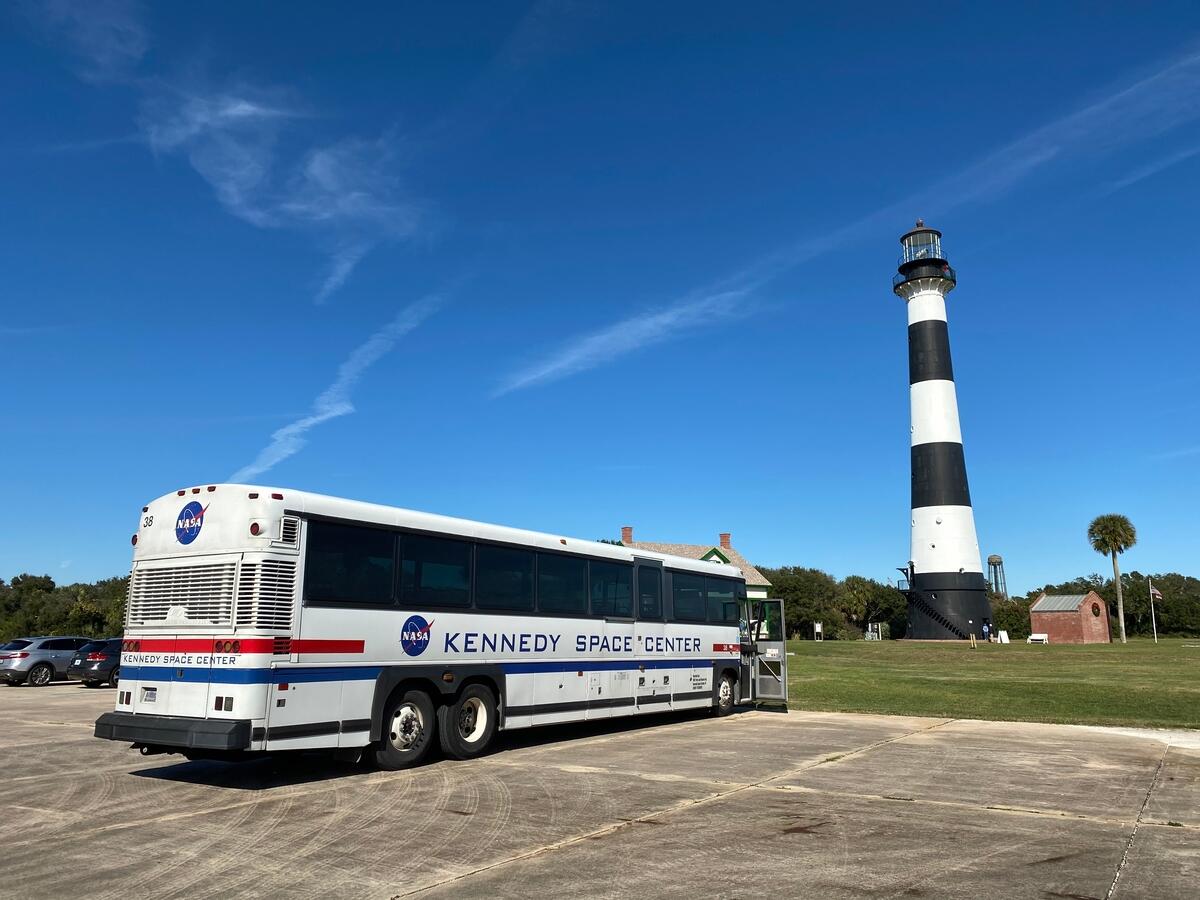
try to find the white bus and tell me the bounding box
[95,485,786,768]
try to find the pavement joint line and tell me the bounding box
[757,716,955,786]
[393,716,954,898]
[1105,745,1167,900]
[764,783,1142,828]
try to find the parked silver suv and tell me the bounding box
[0,636,92,686]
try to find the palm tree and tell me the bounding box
[1087,514,1137,644]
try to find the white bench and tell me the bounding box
[1027,633,1048,644]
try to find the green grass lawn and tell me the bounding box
[785,637,1200,729]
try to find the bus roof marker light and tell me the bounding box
[131,534,137,546]
[192,487,200,494]
[142,506,149,512]
[177,490,185,496]
[248,492,259,499]
[271,492,284,500]
[207,486,216,492]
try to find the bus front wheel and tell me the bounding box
[437,684,497,760]
[374,689,436,770]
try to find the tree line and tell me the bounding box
[756,566,1200,640]
[0,574,128,641]
[2,567,1197,642]
[988,570,1200,641]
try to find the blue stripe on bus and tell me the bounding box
[501,658,724,675]
[122,660,721,682]
[122,666,382,684]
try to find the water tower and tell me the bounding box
[892,221,991,639]
[987,554,1008,600]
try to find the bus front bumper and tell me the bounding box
[95,712,253,751]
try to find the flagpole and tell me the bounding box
[1148,576,1159,644]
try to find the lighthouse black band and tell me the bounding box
[908,320,954,384]
[911,441,972,508]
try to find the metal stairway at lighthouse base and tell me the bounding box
[906,593,968,640]
[901,572,992,640]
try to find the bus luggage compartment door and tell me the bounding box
[740,599,788,704]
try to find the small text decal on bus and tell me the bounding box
[400,615,434,657]
[175,502,208,545]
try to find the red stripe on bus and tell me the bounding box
[291,640,366,654]
[136,639,176,652]
[130,638,279,654]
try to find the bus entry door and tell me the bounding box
[740,599,788,704]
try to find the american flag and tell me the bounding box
[1150,585,1163,601]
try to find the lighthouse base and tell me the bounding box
[904,572,991,640]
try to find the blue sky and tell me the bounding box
[2,2,1198,593]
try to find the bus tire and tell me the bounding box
[373,689,436,770]
[715,672,736,716]
[437,684,497,760]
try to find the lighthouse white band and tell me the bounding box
[910,380,963,446]
[906,289,947,325]
[911,505,983,575]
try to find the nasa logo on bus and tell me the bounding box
[400,615,434,657]
[175,501,208,545]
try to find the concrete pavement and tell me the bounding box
[0,683,1195,898]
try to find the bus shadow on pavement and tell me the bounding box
[129,753,361,790]
[126,706,767,790]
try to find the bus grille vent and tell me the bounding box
[279,516,300,546]
[126,563,237,626]
[272,637,292,655]
[235,559,297,630]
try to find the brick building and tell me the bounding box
[619,527,772,599]
[1029,591,1112,644]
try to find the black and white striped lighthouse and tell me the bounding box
[893,221,991,639]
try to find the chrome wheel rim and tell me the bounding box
[457,697,488,743]
[388,703,424,752]
[30,667,51,686]
[718,677,733,706]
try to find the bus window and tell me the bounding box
[475,544,535,612]
[706,577,739,624]
[637,567,662,619]
[401,534,471,608]
[590,561,633,618]
[537,553,587,614]
[671,572,706,622]
[304,521,396,605]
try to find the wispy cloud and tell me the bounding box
[138,89,424,302]
[494,289,751,397]
[0,324,73,336]
[21,0,148,82]
[1105,142,1200,193]
[229,294,444,482]
[495,44,1200,394]
[1149,444,1200,461]
[26,0,424,303]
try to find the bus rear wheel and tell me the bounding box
[715,672,736,716]
[374,689,436,770]
[437,684,497,760]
